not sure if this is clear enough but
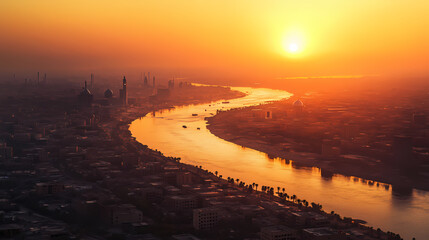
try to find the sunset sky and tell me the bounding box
[1,0,428,83]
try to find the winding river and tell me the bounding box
[130,86,429,240]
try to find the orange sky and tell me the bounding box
[0,0,428,84]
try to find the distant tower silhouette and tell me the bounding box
[153,76,156,88]
[148,72,150,86]
[90,73,94,89]
[43,73,47,84]
[119,76,127,105]
[144,73,148,87]
[37,72,40,86]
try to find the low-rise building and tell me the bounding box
[260,225,297,240]
[193,207,219,230]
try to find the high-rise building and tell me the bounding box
[153,76,156,88]
[144,74,148,87]
[119,76,127,105]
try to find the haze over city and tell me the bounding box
[0,1,428,240]
[1,0,429,85]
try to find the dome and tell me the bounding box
[79,88,92,97]
[293,99,304,107]
[104,89,113,98]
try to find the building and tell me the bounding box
[177,172,193,186]
[165,195,198,212]
[293,99,304,115]
[144,74,148,87]
[172,234,201,240]
[78,81,93,106]
[168,79,175,89]
[104,89,113,98]
[0,143,13,160]
[35,182,65,195]
[392,135,414,168]
[119,76,127,105]
[193,208,219,230]
[157,88,170,97]
[105,204,143,225]
[302,227,340,240]
[260,225,297,240]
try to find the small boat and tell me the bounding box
[197,127,200,130]
[192,114,198,116]
[222,101,230,104]
[182,125,187,128]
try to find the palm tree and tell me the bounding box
[215,171,218,176]
[303,200,309,207]
[291,195,297,203]
[219,175,222,179]
[236,179,240,185]
[255,184,258,191]
[277,187,280,195]
[282,188,285,193]
[284,193,289,200]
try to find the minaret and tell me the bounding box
[144,73,148,87]
[121,76,127,105]
[153,76,155,88]
[90,73,94,89]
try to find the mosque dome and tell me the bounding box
[104,89,113,98]
[293,99,304,107]
[79,88,92,97]
[78,81,93,106]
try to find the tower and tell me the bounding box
[119,76,127,105]
[153,76,156,88]
[144,73,148,87]
[90,73,94,89]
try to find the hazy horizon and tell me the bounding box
[1,0,429,87]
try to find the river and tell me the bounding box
[129,86,429,240]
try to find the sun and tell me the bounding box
[281,31,306,56]
[288,43,299,53]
